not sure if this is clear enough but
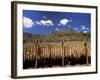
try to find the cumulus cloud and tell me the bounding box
[55,28,60,31]
[80,25,90,33]
[40,20,54,27]
[81,25,86,30]
[23,17,34,28]
[83,30,88,33]
[59,18,69,25]
[35,21,42,25]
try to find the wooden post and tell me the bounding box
[49,46,51,59]
[35,40,38,68]
[35,53,38,68]
[84,40,88,66]
[62,40,64,66]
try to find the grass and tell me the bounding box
[23,41,91,69]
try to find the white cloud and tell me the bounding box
[55,28,60,31]
[80,25,90,32]
[83,30,88,33]
[23,17,34,28]
[40,20,54,27]
[81,25,86,30]
[59,18,69,25]
[40,20,47,25]
[35,21,42,25]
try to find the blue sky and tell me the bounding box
[23,10,91,34]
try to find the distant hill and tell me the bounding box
[23,29,90,43]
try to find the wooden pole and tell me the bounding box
[49,46,51,59]
[35,41,38,68]
[35,54,38,68]
[62,40,64,66]
[84,40,88,66]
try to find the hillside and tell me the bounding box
[23,29,90,43]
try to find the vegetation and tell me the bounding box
[23,29,90,43]
[23,29,91,69]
